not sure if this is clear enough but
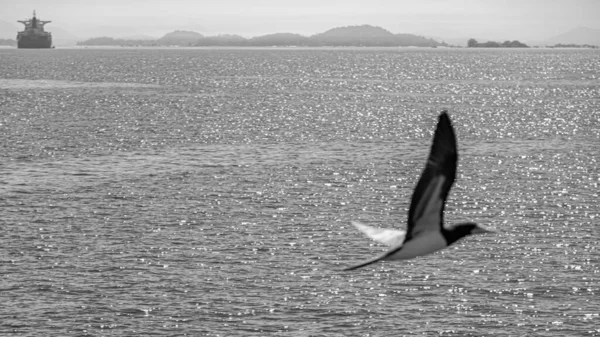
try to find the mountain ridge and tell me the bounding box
[1,21,599,47]
[76,25,445,47]
[543,27,600,46]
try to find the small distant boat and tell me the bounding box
[17,10,52,49]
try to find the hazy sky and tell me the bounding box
[2,0,599,40]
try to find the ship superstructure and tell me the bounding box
[17,10,52,48]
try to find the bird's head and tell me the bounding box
[444,222,494,245]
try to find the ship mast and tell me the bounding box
[17,10,51,30]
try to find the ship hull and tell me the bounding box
[17,35,52,49]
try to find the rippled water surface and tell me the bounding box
[1,48,599,336]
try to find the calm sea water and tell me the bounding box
[0,48,599,336]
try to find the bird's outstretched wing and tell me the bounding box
[403,111,457,242]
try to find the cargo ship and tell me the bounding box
[17,11,52,49]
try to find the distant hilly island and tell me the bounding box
[1,23,599,48]
[74,25,447,47]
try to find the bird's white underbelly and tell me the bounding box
[384,231,447,261]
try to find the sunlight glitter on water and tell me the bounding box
[0,48,599,336]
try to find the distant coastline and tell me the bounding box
[73,25,447,48]
[548,43,598,49]
[1,24,599,48]
[467,38,529,48]
[0,38,17,46]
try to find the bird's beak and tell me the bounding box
[472,226,495,234]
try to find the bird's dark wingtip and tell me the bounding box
[342,255,385,271]
[342,263,366,272]
[435,110,456,143]
[438,110,451,124]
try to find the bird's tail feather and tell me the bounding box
[350,221,405,247]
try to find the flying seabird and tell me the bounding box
[344,111,492,271]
